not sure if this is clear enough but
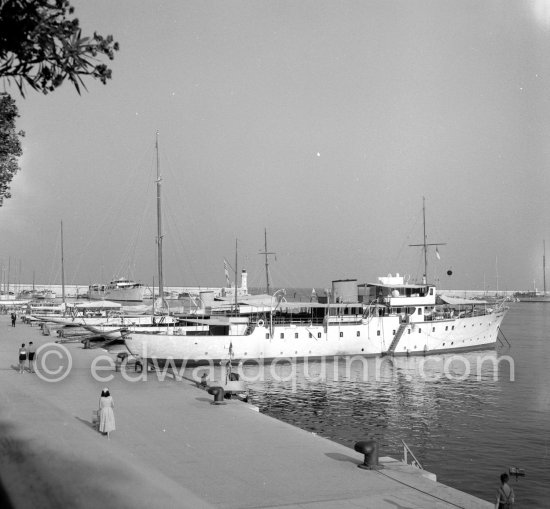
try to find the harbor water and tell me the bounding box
[240,302,549,507]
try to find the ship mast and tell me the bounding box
[259,228,276,295]
[61,221,65,305]
[544,240,547,295]
[234,238,238,314]
[155,131,165,311]
[409,197,445,284]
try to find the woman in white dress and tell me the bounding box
[98,388,116,439]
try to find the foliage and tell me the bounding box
[0,93,24,206]
[0,0,119,96]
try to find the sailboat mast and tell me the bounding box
[544,240,546,295]
[258,228,276,295]
[234,238,238,313]
[155,131,164,310]
[61,221,65,304]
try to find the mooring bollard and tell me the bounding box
[115,352,128,372]
[354,440,383,470]
[207,386,225,404]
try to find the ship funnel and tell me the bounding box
[332,279,358,303]
[200,291,215,309]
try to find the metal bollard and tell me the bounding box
[207,386,225,404]
[354,440,383,470]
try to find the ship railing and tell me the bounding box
[270,316,325,327]
[401,440,423,469]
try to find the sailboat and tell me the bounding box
[124,198,509,367]
[516,241,550,302]
[77,133,181,340]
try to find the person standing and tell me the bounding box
[11,312,16,327]
[98,388,116,439]
[18,344,27,373]
[495,472,515,509]
[27,342,36,373]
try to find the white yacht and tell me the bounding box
[124,275,508,367]
[87,278,145,302]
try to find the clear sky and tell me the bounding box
[1,0,550,292]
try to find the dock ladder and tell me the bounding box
[401,440,423,469]
[384,323,407,355]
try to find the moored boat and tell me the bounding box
[87,278,145,302]
[124,275,508,366]
[516,240,550,302]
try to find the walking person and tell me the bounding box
[98,388,116,439]
[27,342,36,373]
[18,344,27,373]
[495,472,515,509]
[11,312,16,327]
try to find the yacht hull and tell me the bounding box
[125,308,507,367]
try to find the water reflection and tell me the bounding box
[241,351,508,458]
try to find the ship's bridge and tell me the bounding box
[359,277,437,307]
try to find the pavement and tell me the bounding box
[0,313,493,508]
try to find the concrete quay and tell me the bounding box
[0,314,492,508]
